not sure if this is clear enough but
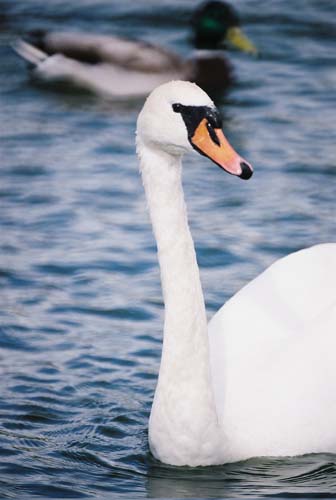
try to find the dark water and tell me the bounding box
[1,0,336,498]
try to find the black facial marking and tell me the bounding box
[172,103,223,147]
[172,103,182,113]
[207,121,220,146]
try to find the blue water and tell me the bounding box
[1,0,336,498]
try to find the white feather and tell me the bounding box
[136,81,336,466]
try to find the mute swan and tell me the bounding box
[12,1,256,98]
[136,80,336,467]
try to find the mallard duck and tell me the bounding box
[12,1,256,99]
[136,80,336,466]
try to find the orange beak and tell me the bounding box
[191,118,253,179]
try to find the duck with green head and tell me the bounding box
[193,0,257,53]
[12,1,257,99]
[191,0,257,94]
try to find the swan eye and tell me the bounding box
[172,103,182,113]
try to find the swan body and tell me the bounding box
[209,243,336,462]
[12,1,256,98]
[136,80,336,466]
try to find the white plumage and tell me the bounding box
[136,81,336,466]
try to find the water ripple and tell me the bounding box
[0,0,336,498]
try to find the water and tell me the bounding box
[0,0,335,497]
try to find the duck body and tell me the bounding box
[136,80,336,466]
[12,1,255,98]
[13,31,232,98]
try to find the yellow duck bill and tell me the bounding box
[225,26,258,55]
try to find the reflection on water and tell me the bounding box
[147,454,336,498]
[0,0,336,498]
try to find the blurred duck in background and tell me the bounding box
[12,0,257,99]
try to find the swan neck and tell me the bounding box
[138,141,206,340]
[137,139,220,466]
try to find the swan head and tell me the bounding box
[136,80,253,179]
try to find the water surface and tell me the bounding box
[0,0,336,497]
